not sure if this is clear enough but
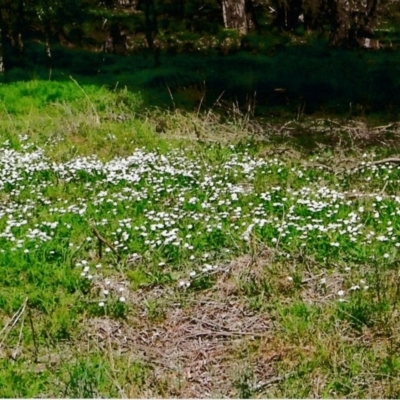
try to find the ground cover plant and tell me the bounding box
[1,80,400,397]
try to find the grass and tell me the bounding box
[1,79,400,397]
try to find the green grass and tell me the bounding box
[1,80,400,397]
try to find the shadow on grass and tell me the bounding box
[2,39,400,122]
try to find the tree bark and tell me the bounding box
[245,0,259,31]
[137,0,159,66]
[0,28,4,74]
[14,0,24,56]
[221,0,248,34]
[328,0,380,47]
[327,0,351,46]
[138,0,157,51]
[0,7,6,74]
[271,0,304,31]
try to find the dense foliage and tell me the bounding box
[0,0,398,74]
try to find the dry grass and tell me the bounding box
[73,242,400,398]
[83,253,279,397]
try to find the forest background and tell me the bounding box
[1,0,400,119]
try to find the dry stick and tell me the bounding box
[27,301,39,362]
[372,123,396,131]
[190,317,235,332]
[196,80,206,118]
[301,272,326,284]
[16,313,25,347]
[371,157,400,166]
[0,298,28,347]
[0,304,23,338]
[164,80,176,110]
[206,90,225,121]
[253,373,294,392]
[10,312,26,361]
[89,220,120,262]
[380,180,389,195]
[183,329,269,340]
[345,192,390,200]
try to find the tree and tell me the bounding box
[137,0,158,50]
[137,0,160,65]
[327,0,380,47]
[269,0,303,31]
[0,15,5,73]
[268,0,382,47]
[221,0,257,34]
[0,0,25,72]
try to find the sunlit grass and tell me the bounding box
[1,80,400,397]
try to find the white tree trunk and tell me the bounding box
[221,0,248,34]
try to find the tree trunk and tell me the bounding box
[221,0,248,34]
[0,28,4,74]
[245,0,259,32]
[271,0,304,31]
[0,7,5,74]
[328,0,379,47]
[328,0,351,46]
[137,0,157,51]
[15,0,24,56]
[43,18,53,74]
[45,31,52,75]
[367,0,379,20]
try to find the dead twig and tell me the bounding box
[371,157,400,166]
[0,297,28,348]
[344,192,392,200]
[301,272,326,284]
[371,123,396,132]
[11,311,26,361]
[89,220,120,262]
[380,180,389,195]
[183,329,269,340]
[27,301,39,362]
[252,373,293,392]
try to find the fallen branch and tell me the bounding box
[371,123,396,132]
[253,373,294,392]
[371,157,400,166]
[27,301,39,362]
[344,191,398,200]
[183,329,269,340]
[89,220,120,262]
[0,298,28,348]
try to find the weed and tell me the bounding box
[235,368,255,398]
